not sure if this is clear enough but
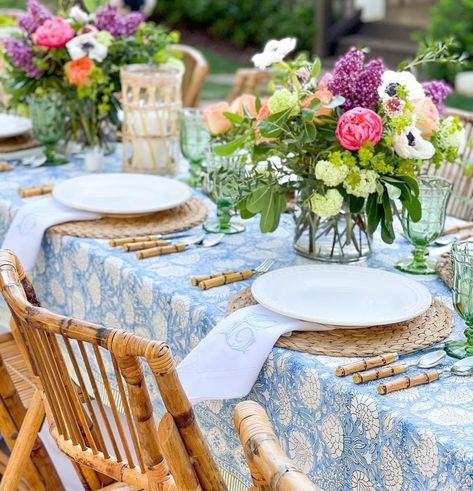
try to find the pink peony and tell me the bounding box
[230,94,257,117]
[412,97,440,138]
[204,101,232,136]
[336,107,383,151]
[33,17,74,48]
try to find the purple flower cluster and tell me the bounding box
[94,4,143,38]
[422,80,452,115]
[3,38,44,77]
[328,48,385,111]
[18,0,52,36]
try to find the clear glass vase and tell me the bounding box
[294,203,372,262]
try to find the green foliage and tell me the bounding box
[156,0,314,50]
[421,0,473,83]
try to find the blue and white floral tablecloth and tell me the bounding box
[1,151,473,491]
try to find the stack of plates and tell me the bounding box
[53,174,192,217]
[0,113,41,161]
[251,265,432,329]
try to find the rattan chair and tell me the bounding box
[171,44,209,107]
[234,401,317,491]
[0,249,227,491]
[228,69,273,102]
[425,108,473,220]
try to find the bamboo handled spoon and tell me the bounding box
[377,357,473,395]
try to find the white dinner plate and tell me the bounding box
[53,173,192,215]
[251,265,432,327]
[0,114,32,139]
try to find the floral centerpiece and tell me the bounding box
[204,39,465,262]
[2,0,177,149]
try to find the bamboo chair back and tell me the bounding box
[234,401,317,491]
[171,44,209,108]
[0,249,226,491]
[425,108,473,220]
[228,69,273,102]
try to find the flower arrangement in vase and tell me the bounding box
[203,38,465,262]
[2,0,177,156]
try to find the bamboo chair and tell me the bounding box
[0,330,64,490]
[171,44,209,107]
[228,69,273,102]
[234,401,317,491]
[0,249,227,491]
[425,108,473,220]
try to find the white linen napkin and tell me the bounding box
[2,197,100,271]
[178,304,333,403]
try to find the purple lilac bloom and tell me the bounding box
[421,80,452,115]
[94,4,143,38]
[328,47,385,111]
[18,0,52,36]
[3,38,44,77]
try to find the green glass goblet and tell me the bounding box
[445,241,473,359]
[179,108,210,187]
[203,150,246,234]
[29,91,67,166]
[396,176,452,274]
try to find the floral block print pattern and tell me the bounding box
[1,152,473,490]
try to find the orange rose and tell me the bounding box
[412,97,440,137]
[66,57,94,86]
[204,101,232,136]
[255,100,274,145]
[230,94,257,117]
[301,88,333,117]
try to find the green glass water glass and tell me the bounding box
[445,241,473,359]
[178,108,210,187]
[29,91,67,165]
[203,150,246,234]
[396,176,452,274]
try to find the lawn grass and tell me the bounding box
[446,92,473,112]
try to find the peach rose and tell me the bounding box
[33,17,74,48]
[204,101,232,136]
[302,88,334,117]
[255,100,273,145]
[230,94,257,117]
[65,57,94,86]
[412,97,440,137]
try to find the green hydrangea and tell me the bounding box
[96,31,114,47]
[344,168,378,198]
[268,89,300,116]
[329,151,357,168]
[315,159,349,186]
[310,189,343,218]
[391,114,414,134]
[439,116,465,149]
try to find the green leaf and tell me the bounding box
[246,186,272,213]
[223,111,243,124]
[83,0,97,13]
[403,193,422,222]
[237,198,257,219]
[324,95,346,108]
[348,195,365,213]
[255,97,261,113]
[308,97,321,110]
[260,189,282,232]
[311,58,321,78]
[259,120,282,138]
[385,182,402,200]
[213,136,246,156]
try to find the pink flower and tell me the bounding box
[336,107,383,151]
[301,88,334,117]
[412,97,440,138]
[382,97,405,117]
[230,94,257,117]
[204,101,232,136]
[33,17,74,48]
[318,72,333,90]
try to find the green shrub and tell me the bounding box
[423,0,473,83]
[156,0,314,51]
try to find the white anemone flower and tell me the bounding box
[378,71,425,101]
[252,37,297,69]
[69,6,93,24]
[66,33,107,63]
[392,122,435,160]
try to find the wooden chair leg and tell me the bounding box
[0,390,45,491]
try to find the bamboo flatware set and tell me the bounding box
[0,162,12,172]
[17,183,54,198]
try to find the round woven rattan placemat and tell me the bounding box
[436,251,453,289]
[227,288,454,357]
[49,197,207,239]
[0,132,40,153]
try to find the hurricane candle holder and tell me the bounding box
[396,176,452,274]
[121,64,182,176]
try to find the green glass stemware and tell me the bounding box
[203,150,246,234]
[445,241,473,359]
[396,176,452,274]
[178,108,210,187]
[29,91,67,166]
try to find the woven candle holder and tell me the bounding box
[121,64,182,176]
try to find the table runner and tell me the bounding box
[1,150,472,490]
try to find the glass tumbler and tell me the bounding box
[445,241,473,359]
[29,91,67,165]
[203,150,246,234]
[396,176,452,274]
[179,108,210,187]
